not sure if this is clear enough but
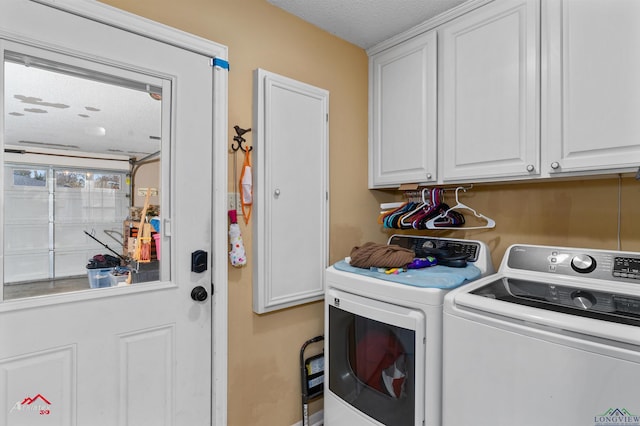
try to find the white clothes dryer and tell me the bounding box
[324,235,493,426]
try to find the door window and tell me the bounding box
[2,43,169,300]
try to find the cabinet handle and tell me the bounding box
[274,189,281,198]
[550,162,560,170]
[526,164,535,172]
[426,173,432,180]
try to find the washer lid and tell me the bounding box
[472,277,640,327]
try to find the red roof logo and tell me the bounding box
[21,394,51,405]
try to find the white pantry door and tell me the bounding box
[0,1,227,425]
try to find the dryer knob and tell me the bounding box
[571,254,596,273]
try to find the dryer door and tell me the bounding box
[325,288,425,426]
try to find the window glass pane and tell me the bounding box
[55,171,86,188]
[12,168,46,186]
[3,48,165,301]
[92,173,121,190]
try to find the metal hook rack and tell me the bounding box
[231,125,252,152]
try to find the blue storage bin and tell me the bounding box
[87,267,114,288]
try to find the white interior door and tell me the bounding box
[0,1,226,425]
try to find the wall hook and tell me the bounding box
[231,125,252,152]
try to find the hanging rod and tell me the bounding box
[402,184,473,195]
[441,184,473,192]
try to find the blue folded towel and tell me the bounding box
[332,260,481,289]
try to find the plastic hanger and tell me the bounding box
[425,187,495,230]
[399,188,440,228]
[382,202,413,228]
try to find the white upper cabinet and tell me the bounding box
[367,0,639,187]
[543,0,640,175]
[439,0,540,182]
[369,30,437,188]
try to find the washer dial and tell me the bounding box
[571,254,596,273]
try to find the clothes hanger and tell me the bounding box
[425,186,495,230]
[399,188,440,228]
[408,189,446,229]
[381,191,421,228]
[382,201,414,228]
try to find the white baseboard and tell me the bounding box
[291,409,323,426]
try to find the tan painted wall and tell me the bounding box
[101,1,640,424]
[383,176,640,269]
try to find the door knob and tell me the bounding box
[191,285,208,301]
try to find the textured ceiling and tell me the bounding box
[4,60,161,158]
[267,0,469,49]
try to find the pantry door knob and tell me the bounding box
[274,189,281,198]
[551,162,560,170]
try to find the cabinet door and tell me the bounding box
[440,0,539,181]
[369,31,437,188]
[252,69,328,313]
[544,0,640,175]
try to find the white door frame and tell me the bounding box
[28,1,230,423]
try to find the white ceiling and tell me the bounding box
[267,0,470,49]
[4,59,162,159]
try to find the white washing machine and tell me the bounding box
[443,244,640,426]
[324,235,493,426]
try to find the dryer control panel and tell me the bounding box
[389,235,480,261]
[388,234,494,276]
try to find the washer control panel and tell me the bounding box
[613,257,640,280]
[506,245,640,283]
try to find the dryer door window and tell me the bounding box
[327,290,425,426]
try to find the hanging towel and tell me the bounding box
[240,147,253,225]
[228,210,247,267]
